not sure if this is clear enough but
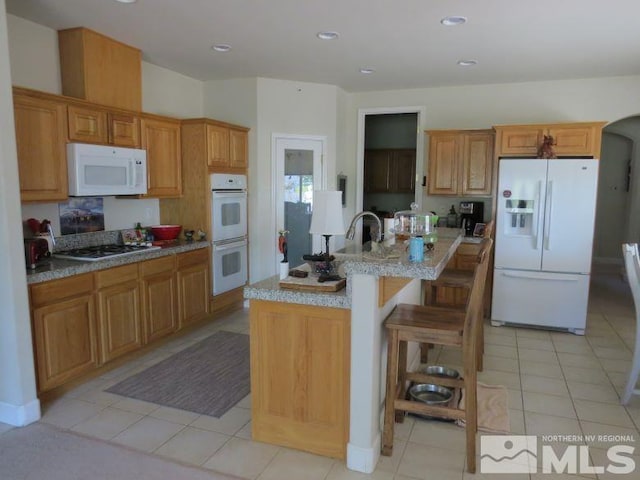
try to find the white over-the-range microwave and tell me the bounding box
[67,143,148,196]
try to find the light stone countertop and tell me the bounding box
[26,240,209,284]
[244,228,463,308]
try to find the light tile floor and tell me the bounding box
[3,265,640,479]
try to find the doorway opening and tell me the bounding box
[273,135,326,271]
[355,107,426,244]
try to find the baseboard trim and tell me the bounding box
[346,433,381,474]
[0,398,41,426]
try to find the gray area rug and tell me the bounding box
[0,423,240,480]
[107,331,250,418]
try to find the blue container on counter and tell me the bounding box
[408,237,424,263]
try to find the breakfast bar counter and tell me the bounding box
[244,229,463,472]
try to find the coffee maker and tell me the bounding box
[459,201,484,236]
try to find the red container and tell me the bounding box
[150,225,182,240]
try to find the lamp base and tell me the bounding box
[322,234,332,258]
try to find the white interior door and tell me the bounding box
[274,136,325,270]
[542,159,599,273]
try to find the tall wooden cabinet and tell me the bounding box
[426,130,494,196]
[13,94,68,202]
[58,27,142,111]
[141,115,182,198]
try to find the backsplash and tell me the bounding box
[52,230,122,252]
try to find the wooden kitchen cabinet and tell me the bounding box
[140,255,178,343]
[67,105,108,143]
[176,249,210,328]
[58,27,142,111]
[95,264,142,363]
[364,149,416,193]
[30,274,98,392]
[494,122,607,158]
[426,130,493,196]
[250,300,350,459]
[141,115,182,198]
[108,113,140,147]
[13,93,68,202]
[202,121,249,170]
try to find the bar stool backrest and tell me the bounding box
[462,238,493,352]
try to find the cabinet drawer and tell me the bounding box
[140,255,175,277]
[177,248,209,269]
[30,273,94,307]
[95,264,138,289]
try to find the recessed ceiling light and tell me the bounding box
[359,68,375,74]
[212,44,232,52]
[317,31,339,40]
[457,60,477,67]
[441,16,467,26]
[115,0,137,3]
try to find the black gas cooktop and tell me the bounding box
[54,244,160,261]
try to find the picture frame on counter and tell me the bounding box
[473,222,486,237]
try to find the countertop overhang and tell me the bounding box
[244,228,463,308]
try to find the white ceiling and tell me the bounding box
[6,0,640,93]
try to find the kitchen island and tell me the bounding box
[244,228,463,473]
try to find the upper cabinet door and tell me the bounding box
[548,126,597,157]
[498,127,542,156]
[108,113,140,148]
[206,124,230,169]
[229,129,248,168]
[392,150,416,193]
[461,133,493,196]
[364,150,392,192]
[141,116,182,198]
[427,134,460,195]
[67,105,108,144]
[13,95,69,202]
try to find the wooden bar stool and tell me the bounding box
[422,221,494,369]
[381,238,493,474]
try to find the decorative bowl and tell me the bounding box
[150,225,182,240]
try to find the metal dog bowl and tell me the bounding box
[408,383,453,405]
[421,365,460,379]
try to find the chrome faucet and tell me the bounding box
[346,211,382,242]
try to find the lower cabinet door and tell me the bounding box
[177,263,210,328]
[97,280,142,363]
[141,271,178,343]
[33,294,98,392]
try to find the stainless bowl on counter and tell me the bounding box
[421,365,460,379]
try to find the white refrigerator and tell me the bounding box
[491,158,599,334]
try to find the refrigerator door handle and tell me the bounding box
[544,180,553,250]
[533,180,544,250]
[498,271,580,282]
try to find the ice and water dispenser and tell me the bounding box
[503,198,535,236]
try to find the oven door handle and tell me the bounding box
[214,240,247,251]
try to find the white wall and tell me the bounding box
[7,14,205,236]
[203,77,342,283]
[0,2,40,426]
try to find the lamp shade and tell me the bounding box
[309,190,346,235]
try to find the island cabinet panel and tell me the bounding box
[250,300,350,459]
[95,264,141,363]
[140,256,178,343]
[13,94,68,202]
[30,274,98,392]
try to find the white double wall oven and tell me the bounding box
[211,174,248,295]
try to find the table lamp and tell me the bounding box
[309,190,346,257]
